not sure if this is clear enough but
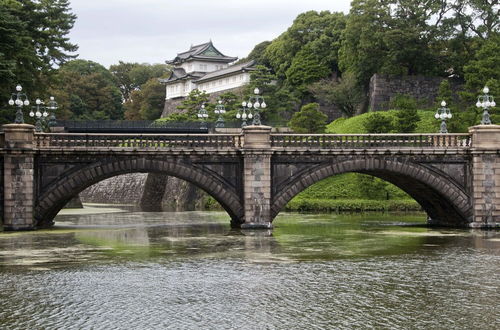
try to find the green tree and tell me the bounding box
[50,60,123,120]
[460,36,500,125]
[124,78,165,120]
[288,103,327,133]
[0,0,77,116]
[364,112,394,133]
[168,89,210,122]
[310,71,363,117]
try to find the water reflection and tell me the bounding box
[0,208,498,329]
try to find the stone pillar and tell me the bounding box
[2,124,35,230]
[241,125,273,229]
[469,125,500,228]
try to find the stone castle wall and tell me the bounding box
[368,74,462,111]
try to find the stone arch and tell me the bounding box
[271,158,472,226]
[35,157,244,228]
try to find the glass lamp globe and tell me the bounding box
[36,111,41,118]
[483,86,489,94]
[29,111,35,117]
[448,113,452,119]
[8,99,14,106]
[261,102,267,108]
[36,98,42,105]
[254,102,260,109]
[43,111,48,117]
[476,101,482,108]
[435,113,440,119]
[242,113,247,119]
[16,85,22,92]
[254,88,260,95]
[236,113,241,119]
[248,113,253,119]
[491,101,496,107]
[23,100,29,106]
[441,100,446,107]
[242,101,247,107]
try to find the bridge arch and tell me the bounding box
[271,158,472,226]
[35,157,244,228]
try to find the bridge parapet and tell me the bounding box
[34,133,243,150]
[271,133,471,149]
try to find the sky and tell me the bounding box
[67,0,352,68]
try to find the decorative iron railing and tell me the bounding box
[35,133,243,149]
[270,134,472,149]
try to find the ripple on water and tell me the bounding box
[0,211,498,329]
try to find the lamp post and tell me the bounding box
[46,96,58,128]
[476,86,496,125]
[197,104,208,130]
[29,99,49,132]
[242,88,267,126]
[236,104,253,128]
[435,100,452,133]
[214,100,226,128]
[8,84,30,124]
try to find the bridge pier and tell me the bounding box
[2,124,35,230]
[241,126,273,229]
[470,125,500,228]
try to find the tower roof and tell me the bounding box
[166,41,237,65]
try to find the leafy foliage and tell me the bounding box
[110,61,170,102]
[363,113,394,133]
[310,71,363,117]
[0,0,77,116]
[50,60,123,120]
[288,103,327,133]
[124,78,165,120]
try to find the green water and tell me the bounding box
[0,207,498,329]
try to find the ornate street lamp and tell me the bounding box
[197,104,209,129]
[236,104,253,128]
[435,100,452,133]
[476,86,496,125]
[242,88,267,126]
[46,96,58,128]
[29,96,58,132]
[29,99,49,132]
[8,84,30,124]
[214,100,226,128]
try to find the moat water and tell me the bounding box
[0,205,498,329]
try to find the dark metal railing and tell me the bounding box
[35,133,243,149]
[270,133,472,149]
[55,120,290,133]
[55,120,209,133]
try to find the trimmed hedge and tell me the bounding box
[285,198,421,212]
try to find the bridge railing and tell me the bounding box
[34,133,243,149]
[270,133,472,149]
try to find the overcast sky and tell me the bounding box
[68,0,352,68]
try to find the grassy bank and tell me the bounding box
[326,109,437,134]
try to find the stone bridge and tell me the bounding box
[1,124,499,231]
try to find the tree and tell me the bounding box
[364,113,394,133]
[285,45,331,98]
[310,71,363,117]
[0,0,77,103]
[288,103,327,133]
[172,89,210,120]
[124,78,165,120]
[110,61,170,101]
[460,36,500,125]
[244,65,297,122]
[50,60,123,120]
